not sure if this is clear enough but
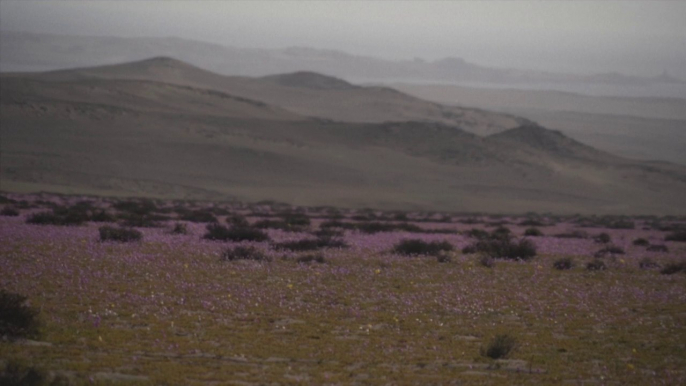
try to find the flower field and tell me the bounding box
[1,194,685,385]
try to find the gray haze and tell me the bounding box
[1,1,685,79]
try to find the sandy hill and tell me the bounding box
[390,82,686,166]
[22,57,527,135]
[2,58,686,214]
[261,71,359,90]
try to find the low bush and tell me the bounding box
[604,219,635,229]
[89,209,116,223]
[632,238,650,246]
[180,209,217,223]
[490,226,512,240]
[113,199,158,215]
[26,206,88,226]
[593,245,625,258]
[253,219,306,232]
[320,220,357,230]
[519,219,544,227]
[280,212,311,227]
[273,237,348,251]
[313,228,344,238]
[0,207,19,216]
[436,254,452,263]
[99,226,142,242]
[356,222,422,234]
[0,289,40,339]
[114,199,167,227]
[554,230,588,239]
[0,195,15,204]
[203,224,269,242]
[479,255,495,268]
[465,228,490,240]
[594,233,611,244]
[481,334,518,359]
[660,261,686,275]
[393,212,409,221]
[462,245,477,254]
[296,254,326,264]
[320,220,422,234]
[638,257,660,269]
[647,244,669,253]
[586,259,607,271]
[457,217,482,225]
[469,238,537,261]
[665,231,686,242]
[0,360,62,386]
[393,239,453,256]
[220,246,269,262]
[226,214,250,228]
[524,227,543,236]
[553,257,574,270]
[575,216,634,229]
[170,223,188,235]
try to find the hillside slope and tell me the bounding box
[20,57,527,135]
[2,58,685,214]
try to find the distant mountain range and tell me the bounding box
[2,57,685,214]
[1,30,683,86]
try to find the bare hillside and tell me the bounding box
[2,58,685,214]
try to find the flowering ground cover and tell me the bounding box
[1,194,685,385]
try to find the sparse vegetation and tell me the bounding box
[576,216,634,229]
[179,209,218,223]
[586,259,607,271]
[320,220,423,234]
[524,227,543,236]
[254,219,306,232]
[356,222,422,234]
[594,232,611,244]
[273,237,348,251]
[464,228,489,240]
[554,230,588,239]
[26,206,90,226]
[647,244,669,252]
[466,238,537,261]
[660,261,686,275]
[279,212,311,227]
[3,194,686,384]
[481,334,518,359]
[203,223,269,242]
[436,253,452,263]
[490,226,512,240]
[98,226,142,242]
[0,360,55,386]
[593,245,625,258]
[226,214,250,228]
[553,257,574,270]
[638,257,660,269]
[519,218,544,226]
[296,253,326,264]
[632,238,649,246]
[478,255,495,268]
[313,228,344,238]
[392,239,453,256]
[170,222,188,235]
[220,246,269,262]
[0,290,40,339]
[665,231,686,242]
[0,207,20,216]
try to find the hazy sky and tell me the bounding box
[2,1,685,77]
